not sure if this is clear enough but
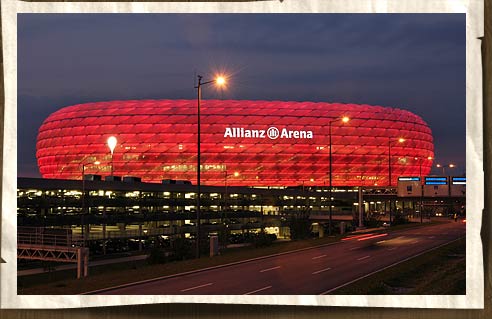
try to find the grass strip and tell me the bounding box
[331,237,466,295]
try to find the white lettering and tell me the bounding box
[224,128,233,138]
[224,127,313,139]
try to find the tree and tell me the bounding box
[287,208,312,240]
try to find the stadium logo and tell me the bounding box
[224,127,313,139]
[267,127,280,139]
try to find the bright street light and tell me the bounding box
[387,137,405,225]
[388,137,405,187]
[216,76,226,86]
[328,116,350,235]
[195,74,228,258]
[436,163,456,175]
[107,136,117,177]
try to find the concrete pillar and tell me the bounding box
[358,187,364,228]
[138,224,143,251]
[84,224,90,243]
[77,248,82,279]
[83,248,89,277]
[102,224,107,255]
[340,222,346,235]
[210,235,219,256]
[318,225,325,238]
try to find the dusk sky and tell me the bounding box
[18,13,465,178]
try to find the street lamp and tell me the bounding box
[328,116,350,235]
[387,137,405,225]
[415,156,433,223]
[436,163,456,175]
[81,160,100,246]
[388,137,405,187]
[195,74,227,258]
[107,136,117,177]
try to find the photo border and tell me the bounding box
[0,0,487,313]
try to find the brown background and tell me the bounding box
[1,0,491,317]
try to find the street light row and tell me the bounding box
[80,73,455,255]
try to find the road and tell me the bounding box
[97,221,465,295]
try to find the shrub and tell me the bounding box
[147,247,168,264]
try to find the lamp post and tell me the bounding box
[107,136,117,177]
[388,137,405,187]
[415,156,433,223]
[81,160,100,246]
[328,116,349,235]
[387,137,404,224]
[195,74,226,258]
[436,163,456,176]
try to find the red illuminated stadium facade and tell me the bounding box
[36,99,434,186]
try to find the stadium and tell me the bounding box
[36,99,434,186]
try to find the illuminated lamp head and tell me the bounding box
[215,76,226,86]
[107,136,117,155]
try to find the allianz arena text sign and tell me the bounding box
[224,127,314,139]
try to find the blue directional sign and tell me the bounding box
[425,176,448,185]
[452,177,466,185]
[398,177,420,182]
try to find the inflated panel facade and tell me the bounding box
[36,100,434,186]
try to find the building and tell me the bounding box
[36,99,434,186]
[17,176,465,254]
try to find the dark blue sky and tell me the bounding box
[18,14,465,177]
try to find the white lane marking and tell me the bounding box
[387,247,397,251]
[180,282,213,292]
[412,240,420,244]
[312,267,332,275]
[260,266,281,273]
[428,236,435,239]
[244,285,272,295]
[357,255,371,261]
[321,237,465,295]
[312,254,327,260]
[349,247,360,251]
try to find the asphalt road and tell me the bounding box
[98,221,465,295]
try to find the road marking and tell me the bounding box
[321,236,465,295]
[260,266,281,273]
[357,255,371,261]
[428,236,435,239]
[312,254,327,260]
[412,240,420,244]
[244,285,272,295]
[312,267,332,275]
[387,247,397,251]
[180,282,213,292]
[349,247,360,251]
